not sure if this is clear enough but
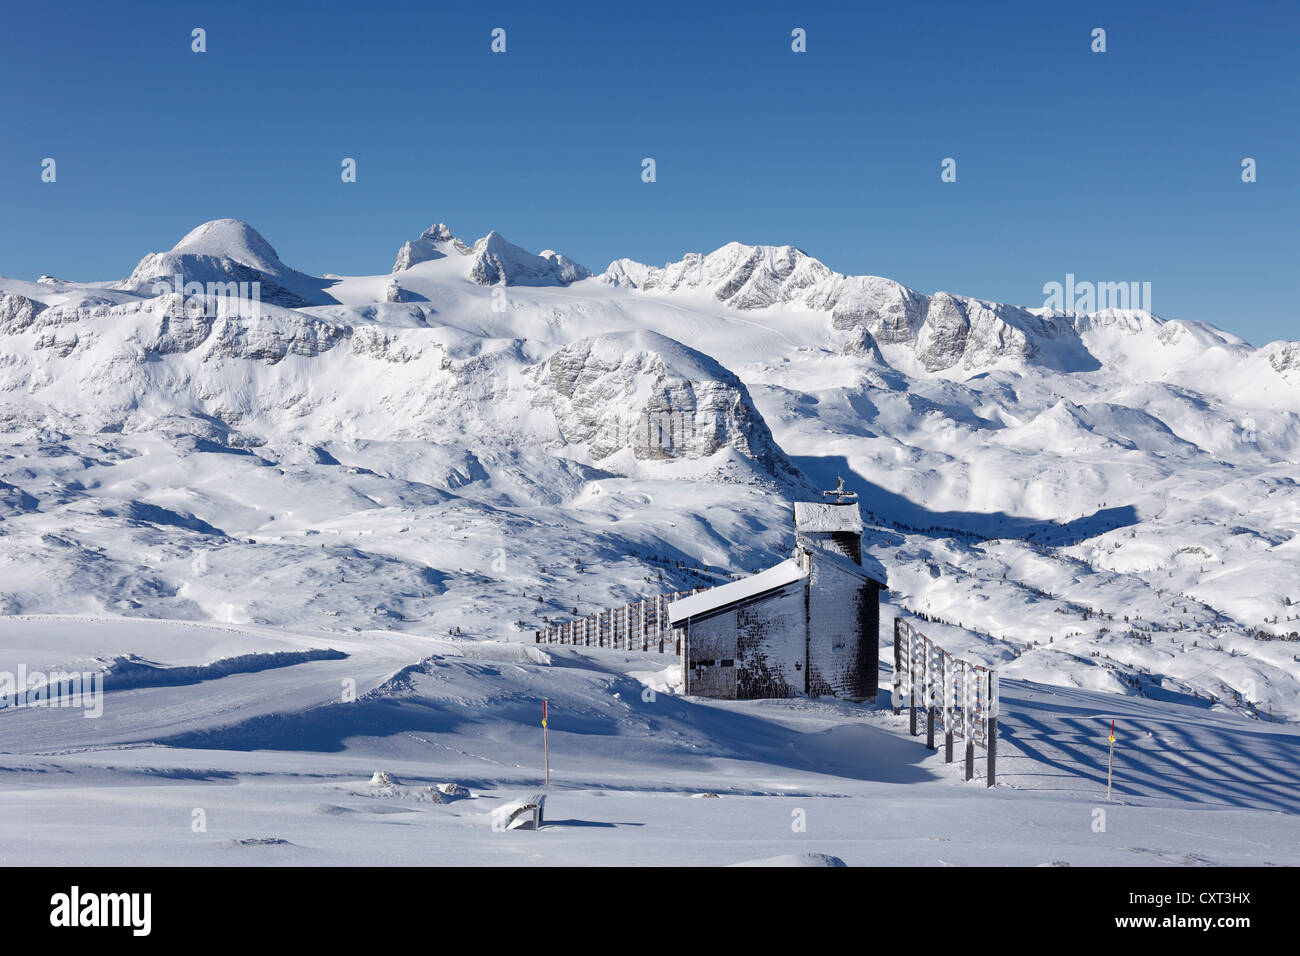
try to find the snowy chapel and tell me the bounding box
[535,480,887,702]
[668,480,887,701]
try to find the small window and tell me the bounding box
[720,659,735,668]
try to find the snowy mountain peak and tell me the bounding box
[467,230,591,287]
[419,223,455,243]
[123,219,337,308]
[393,222,470,271]
[599,241,831,309]
[168,219,286,274]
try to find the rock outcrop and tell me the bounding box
[525,330,798,481]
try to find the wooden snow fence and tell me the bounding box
[892,618,999,786]
[534,589,704,655]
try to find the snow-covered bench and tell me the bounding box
[501,793,547,830]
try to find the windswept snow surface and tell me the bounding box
[0,219,1298,864]
[0,610,1296,866]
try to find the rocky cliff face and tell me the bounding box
[0,293,46,334]
[524,330,799,482]
[1268,342,1300,380]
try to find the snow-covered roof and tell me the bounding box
[794,501,863,534]
[668,558,807,625]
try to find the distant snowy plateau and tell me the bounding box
[0,219,1296,865]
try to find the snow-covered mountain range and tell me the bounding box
[1,218,1298,731]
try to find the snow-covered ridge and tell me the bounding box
[0,293,792,485]
[392,222,591,287]
[599,241,1283,376]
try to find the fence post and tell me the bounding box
[909,640,917,738]
[943,654,954,763]
[987,717,997,788]
[987,670,999,788]
[906,625,917,736]
[925,645,936,750]
[892,618,902,715]
[963,660,974,781]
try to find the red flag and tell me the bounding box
[542,698,548,724]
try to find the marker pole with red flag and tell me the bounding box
[1107,719,1116,801]
[542,698,550,787]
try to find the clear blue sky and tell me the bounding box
[3,0,1297,345]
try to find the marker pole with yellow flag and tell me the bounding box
[1107,719,1115,801]
[542,698,550,787]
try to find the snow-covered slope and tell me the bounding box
[1,219,1298,728]
[0,612,1296,866]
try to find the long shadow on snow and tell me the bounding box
[998,682,1300,814]
[794,455,1139,544]
[156,652,933,784]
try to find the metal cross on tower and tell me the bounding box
[822,476,858,503]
